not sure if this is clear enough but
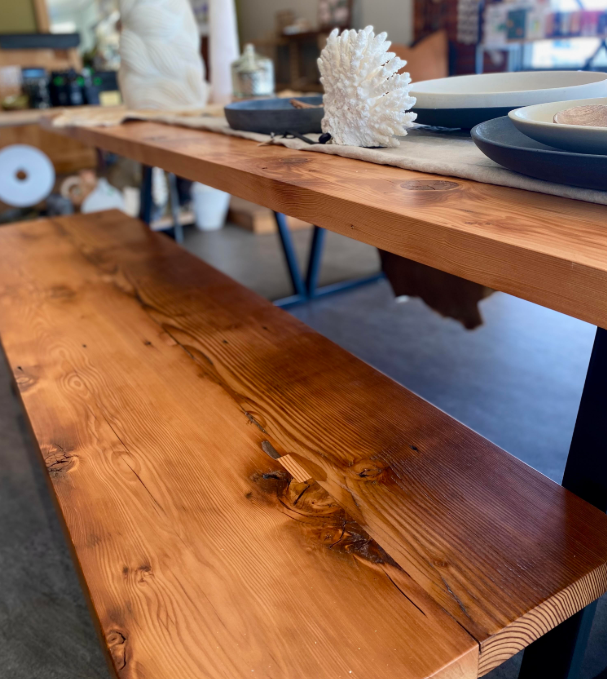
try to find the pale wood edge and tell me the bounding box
[478,561,607,676]
[429,644,478,679]
[278,454,313,483]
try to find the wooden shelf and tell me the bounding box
[228,196,310,234]
[150,209,195,231]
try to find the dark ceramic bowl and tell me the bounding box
[225,96,324,135]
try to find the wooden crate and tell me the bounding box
[228,196,311,234]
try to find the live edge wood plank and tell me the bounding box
[49,120,607,330]
[2,212,607,678]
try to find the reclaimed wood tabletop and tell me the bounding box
[47,119,607,329]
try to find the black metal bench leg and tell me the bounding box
[519,327,607,679]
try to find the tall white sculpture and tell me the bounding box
[209,0,239,105]
[118,0,209,110]
[318,26,417,148]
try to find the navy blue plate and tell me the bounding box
[225,96,324,135]
[472,116,607,192]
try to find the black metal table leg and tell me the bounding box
[139,165,153,226]
[306,225,326,296]
[519,327,607,679]
[561,327,607,510]
[304,224,384,298]
[273,215,384,307]
[273,212,307,303]
[167,172,184,244]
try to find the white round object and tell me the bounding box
[509,97,607,155]
[411,71,607,110]
[191,183,230,230]
[0,145,55,207]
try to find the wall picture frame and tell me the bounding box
[318,0,353,30]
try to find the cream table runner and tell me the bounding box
[50,107,607,206]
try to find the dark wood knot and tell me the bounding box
[45,446,77,476]
[49,285,76,300]
[350,459,387,481]
[401,180,459,191]
[106,629,128,670]
[14,365,37,392]
[280,157,310,165]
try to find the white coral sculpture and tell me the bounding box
[318,26,417,148]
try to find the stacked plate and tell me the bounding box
[508,97,607,154]
[410,71,607,129]
[410,70,607,191]
[471,96,607,192]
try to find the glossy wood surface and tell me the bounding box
[3,211,607,677]
[50,119,607,329]
[0,213,477,679]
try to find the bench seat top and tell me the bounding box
[1,210,607,679]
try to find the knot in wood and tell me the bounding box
[350,459,387,480]
[280,157,310,165]
[106,630,128,670]
[400,180,459,191]
[45,445,76,476]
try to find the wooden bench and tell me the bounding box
[1,209,607,679]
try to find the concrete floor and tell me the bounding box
[1,223,606,678]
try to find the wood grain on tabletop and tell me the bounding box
[50,119,607,329]
[0,213,478,679]
[3,212,607,677]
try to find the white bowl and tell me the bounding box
[509,98,607,155]
[411,71,607,110]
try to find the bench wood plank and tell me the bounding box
[0,214,478,679]
[47,119,607,330]
[2,211,607,678]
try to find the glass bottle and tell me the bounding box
[231,44,275,99]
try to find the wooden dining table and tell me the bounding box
[46,118,607,679]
